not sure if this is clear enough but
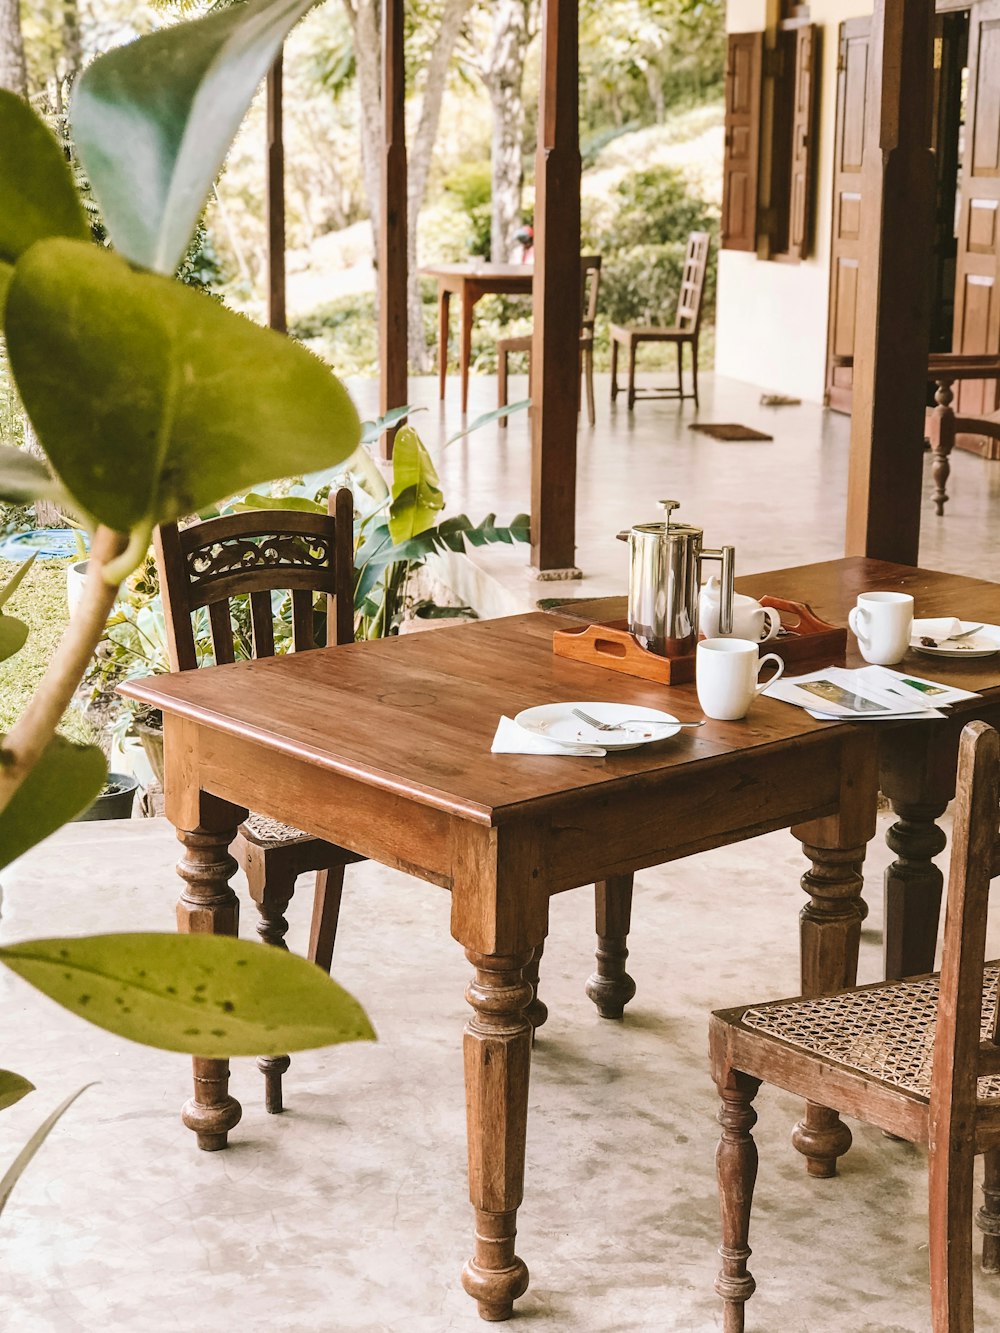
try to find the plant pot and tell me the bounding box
[66,559,89,617]
[75,772,139,822]
[134,723,165,787]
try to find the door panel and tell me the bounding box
[826,17,870,411]
[954,2,1000,416]
[721,32,763,251]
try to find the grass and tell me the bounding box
[0,557,99,746]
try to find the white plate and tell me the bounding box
[910,621,1000,659]
[513,701,682,751]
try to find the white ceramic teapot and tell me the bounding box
[698,576,781,643]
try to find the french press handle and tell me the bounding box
[700,545,735,635]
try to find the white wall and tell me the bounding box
[715,0,871,402]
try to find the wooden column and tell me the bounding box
[529,0,581,576]
[378,0,408,461]
[844,0,935,564]
[265,56,286,334]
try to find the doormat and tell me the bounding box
[688,423,774,442]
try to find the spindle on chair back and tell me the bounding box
[152,487,361,1115]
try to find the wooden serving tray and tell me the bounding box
[551,598,846,686]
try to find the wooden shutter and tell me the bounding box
[721,32,763,252]
[953,0,1000,416]
[787,24,819,260]
[825,17,870,411]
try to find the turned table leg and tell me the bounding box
[586,874,637,1019]
[523,942,548,1034]
[461,948,534,1321]
[176,796,244,1151]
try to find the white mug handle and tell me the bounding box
[848,605,870,646]
[754,652,784,697]
[759,607,782,642]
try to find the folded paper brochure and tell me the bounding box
[763,665,980,721]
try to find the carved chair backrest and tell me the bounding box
[154,488,355,672]
[580,255,602,337]
[928,721,1000,1148]
[675,231,711,334]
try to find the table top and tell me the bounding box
[123,558,1000,827]
[419,262,533,282]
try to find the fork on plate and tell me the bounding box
[570,707,705,732]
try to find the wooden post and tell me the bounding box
[844,0,935,564]
[265,56,286,335]
[529,0,581,577]
[379,0,408,461]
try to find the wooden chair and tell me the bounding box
[709,719,1000,1332]
[609,231,710,409]
[154,490,362,1113]
[497,254,602,428]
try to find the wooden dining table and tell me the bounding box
[124,556,1000,1321]
[420,261,533,414]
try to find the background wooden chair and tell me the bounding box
[155,489,362,1113]
[709,719,1000,1332]
[609,230,710,409]
[497,254,602,428]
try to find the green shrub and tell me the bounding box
[289,292,379,375]
[441,162,492,259]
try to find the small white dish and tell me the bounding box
[514,701,682,751]
[911,621,1000,659]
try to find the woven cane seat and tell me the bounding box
[740,962,1000,1101]
[240,812,316,849]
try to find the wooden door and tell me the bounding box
[953,0,1000,414]
[825,17,870,412]
[721,32,763,252]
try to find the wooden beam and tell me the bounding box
[844,0,935,564]
[530,0,581,576]
[265,56,286,334]
[379,0,408,461]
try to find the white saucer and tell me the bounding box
[513,701,682,751]
[911,621,1000,659]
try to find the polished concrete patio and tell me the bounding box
[4,371,1000,1331]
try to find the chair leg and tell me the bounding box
[245,858,297,1114]
[584,347,595,426]
[715,1068,762,1333]
[523,942,548,1038]
[610,336,619,400]
[586,874,637,1019]
[308,864,346,975]
[978,1149,1000,1273]
[928,1132,975,1331]
[627,339,637,410]
[676,341,684,400]
[498,347,509,428]
[692,337,700,408]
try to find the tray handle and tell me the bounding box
[759,595,837,637]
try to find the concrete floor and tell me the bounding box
[5,372,1000,1332]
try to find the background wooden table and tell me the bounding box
[420,261,533,414]
[124,556,1000,1321]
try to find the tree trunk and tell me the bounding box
[482,0,533,263]
[0,0,28,97]
[346,0,384,240]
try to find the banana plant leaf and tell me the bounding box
[388,427,444,543]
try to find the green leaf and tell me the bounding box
[0,91,89,266]
[72,0,320,275]
[0,554,37,610]
[0,446,62,507]
[359,404,418,444]
[444,400,530,446]
[388,427,444,544]
[232,493,326,514]
[0,736,106,870]
[0,1084,92,1216]
[0,934,376,1057]
[6,240,361,533]
[0,1071,34,1113]
[0,617,28,661]
[0,261,11,316]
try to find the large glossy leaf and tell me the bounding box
[232,493,325,515]
[0,934,376,1057]
[0,1071,34,1113]
[72,0,319,275]
[0,91,89,266]
[0,1084,91,1216]
[388,427,444,544]
[0,735,106,870]
[6,240,361,533]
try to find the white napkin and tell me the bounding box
[491,715,606,757]
[912,617,964,641]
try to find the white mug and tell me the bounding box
[848,591,913,666]
[696,638,785,721]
